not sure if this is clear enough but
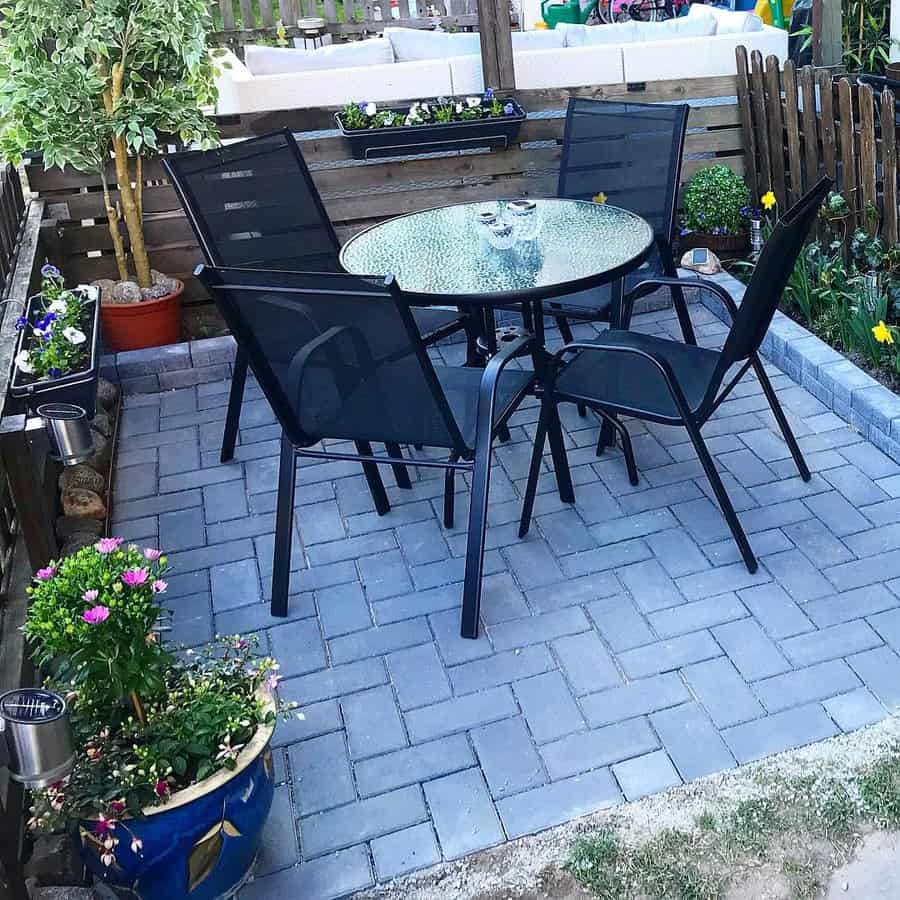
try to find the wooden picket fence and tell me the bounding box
[736,44,899,244]
[0,163,26,300]
[28,73,745,322]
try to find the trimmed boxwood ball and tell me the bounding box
[682,165,751,235]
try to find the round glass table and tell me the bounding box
[339,198,655,304]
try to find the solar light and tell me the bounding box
[37,402,94,467]
[0,689,74,789]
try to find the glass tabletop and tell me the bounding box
[339,198,655,302]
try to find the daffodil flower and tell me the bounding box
[761,191,776,211]
[873,320,894,345]
[592,192,607,204]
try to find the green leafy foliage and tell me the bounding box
[681,165,751,235]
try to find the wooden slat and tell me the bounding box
[259,0,275,28]
[25,157,168,192]
[883,88,898,244]
[837,77,857,228]
[749,50,773,199]
[782,62,803,204]
[735,46,759,202]
[323,0,338,22]
[799,66,819,191]
[858,83,877,231]
[219,0,235,32]
[817,68,837,182]
[238,0,255,29]
[764,54,787,208]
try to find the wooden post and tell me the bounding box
[812,0,842,68]
[477,0,515,90]
[891,0,900,73]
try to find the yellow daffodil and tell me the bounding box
[873,320,894,345]
[761,191,776,211]
[592,192,607,205]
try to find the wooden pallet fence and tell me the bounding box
[26,75,745,310]
[0,163,26,300]
[736,45,899,244]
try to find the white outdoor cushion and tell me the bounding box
[557,21,638,46]
[446,31,485,56]
[687,2,763,33]
[244,39,393,76]
[511,28,566,51]
[632,15,716,41]
[384,27,451,60]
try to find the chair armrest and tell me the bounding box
[549,335,693,419]
[474,334,536,445]
[624,276,739,321]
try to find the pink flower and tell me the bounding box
[110,799,125,816]
[95,814,115,836]
[82,606,110,625]
[95,537,123,554]
[121,568,149,588]
[82,589,99,603]
[35,566,57,581]
[142,548,163,561]
[264,672,281,693]
[151,579,168,594]
[154,779,169,799]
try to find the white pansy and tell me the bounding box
[77,284,100,302]
[15,350,34,374]
[48,298,68,314]
[420,102,430,114]
[466,96,480,108]
[455,102,463,114]
[365,102,377,116]
[62,326,86,345]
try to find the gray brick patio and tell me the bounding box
[111,301,900,900]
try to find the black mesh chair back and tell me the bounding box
[163,129,341,271]
[720,177,831,369]
[197,266,467,453]
[557,98,689,241]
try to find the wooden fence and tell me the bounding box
[736,44,899,243]
[0,163,26,300]
[28,73,745,321]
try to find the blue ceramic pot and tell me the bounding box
[78,714,275,900]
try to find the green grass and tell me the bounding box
[568,747,900,900]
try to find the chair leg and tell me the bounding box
[752,355,811,482]
[221,348,248,463]
[661,240,697,345]
[355,440,391,516]
[685,419,757,573]
[385,442,413,489]
[597,409,639,486]
[519,400,550,537]
[461,440,493,640]
[545,400,575,504]
[271,434,297,617]
[554,315,586,417]
[444,453,459,528]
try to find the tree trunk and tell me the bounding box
[101,170,130,282]
[112,135,152,288]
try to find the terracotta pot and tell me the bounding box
[100,280,183,352]
[677,231,751,257]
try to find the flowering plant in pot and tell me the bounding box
[11,264,101,416]
[24,539,292,899]
[679,164,753,255]
[0,0,221,351]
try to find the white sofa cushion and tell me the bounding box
[511,28,566,51]
[244,39,393,75]
[687,2,763,33]
[621,25,786,81]
[450,43,624,93]
[383,27,481,60]
[557,21,638,46]
[446,31,484,56]
[632,15,716,40]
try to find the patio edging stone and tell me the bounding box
[700,270,900,466]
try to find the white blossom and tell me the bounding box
[15,350,34,374]
[62,326,86,345]
[466,96,480,108]
[455,102,463,114]
[48,298,68,314]
[365,102,377,116]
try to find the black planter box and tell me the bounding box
[335,99,526,160]
[10,287,101,418]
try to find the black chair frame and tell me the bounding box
[198,265,573,639]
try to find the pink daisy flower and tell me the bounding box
[151,579,168,594]
[35,565,57,581]
[142,548,163,561]
[82,606,110,625]
[82,589,99,603]
[95,537,123,554]
[121,568,149,588]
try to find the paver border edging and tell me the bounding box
[699,270,900,465]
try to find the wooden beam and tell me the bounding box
[812,0,842,68]
[477,0,515,90]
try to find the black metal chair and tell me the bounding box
[163,130,472,475]
[548,97,695,346]
[197,265,568,639]
[520,177,832,573]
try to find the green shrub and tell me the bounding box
[681,165,751,235]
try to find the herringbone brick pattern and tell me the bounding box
[111,303,900,900]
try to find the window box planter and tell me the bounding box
[335,97,527,160]
[10,286,100,418]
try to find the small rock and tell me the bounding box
[84,432,111,472]
[151,269,180,295]
[56,515,103,539]
[59,464,105,495]
[33,888,98,900]
[61,531,102,557]
[96,377,120,411]
[91,411,113,438]
[23,834,83,886]
[141,283,172,300]
[90,278,116,304]
[61,488,106,520]
[110,280,142,304]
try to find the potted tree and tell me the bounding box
[0,0,220,352]
[678,165,753,256]
[24,539,291,899]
